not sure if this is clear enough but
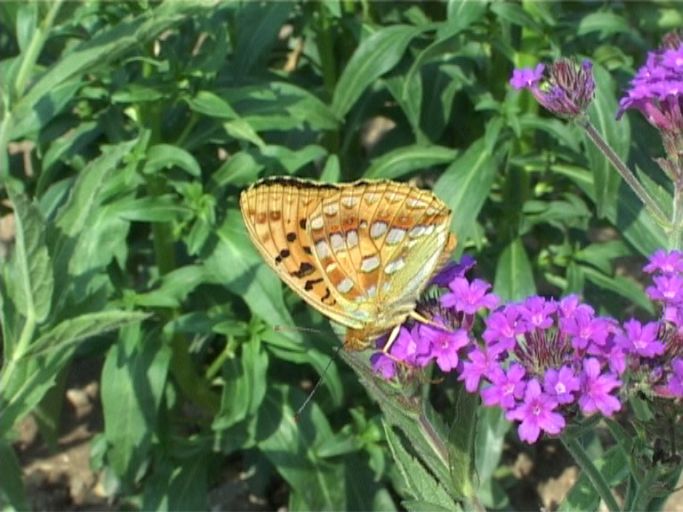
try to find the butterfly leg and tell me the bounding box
[380,324,403,355]
[409,310,447,329]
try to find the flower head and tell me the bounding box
[440,277,499,314]
[615,319,665,358]
[579,358,622,416]
[617,32,683,136]
[510,59,595,118]
[506,379,566,443]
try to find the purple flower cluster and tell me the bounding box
[370,251,683,444]
[633,249,683,398]
[370,258,498,380]
[510,59,595,118]
[617,32,683,136]
[463,295,623,443]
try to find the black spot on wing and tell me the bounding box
[304,278,324,291]
[292,262,314,278]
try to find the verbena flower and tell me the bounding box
[510,58,595,118]
[621,249,683,399]
[371,256,495,379]
[465,294,623,443]
[617,32,683,138]
[507,379,565,443]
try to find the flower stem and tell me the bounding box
[578,119,669,228]
[561,433,621,512]
[670,178,683,249]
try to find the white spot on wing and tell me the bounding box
[330,233,345,251]
[361,255,380,272]
[315,240,330,258]
[409,225,427,238]
[310,216,324,230]
[366,285,377,298]
[384,257,406,274]
[323,203,339,216]
[346,230,359,248]
[386,228,406,245]
[407,198,428,208]
[364,193,380,205]
[370,221,388,239]
[337,277,354,293]
[341,196,358,208]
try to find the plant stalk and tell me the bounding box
[579,119,669,228]
[561,433,622,512]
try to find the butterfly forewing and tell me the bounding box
[240,177,457,350]
[240,178,364,329]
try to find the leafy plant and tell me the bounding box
[0,1,681,510]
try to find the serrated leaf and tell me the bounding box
[7,190,54,325]
[24,310,150,358]
[384,423,458,510]
[101,324,171,483]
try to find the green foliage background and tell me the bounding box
[0,1,680,509]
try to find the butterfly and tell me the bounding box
[240,177,457,351]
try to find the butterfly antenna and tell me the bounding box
[295,344,342,421]
[274,324,323,335]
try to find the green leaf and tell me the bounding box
[143,453,209,511]
[144,144,201,177]
[578,11,634,38]
[111,194,192,223]
[490,2,543,32]
[6,189,54,325]
[384,423,459,510]
[15,1,219,115]
[129,266,205,308]
[213,339,268,430]
[581,267,653,313]
[448,389,478,499]
[211,150,264,188]
[218,82,339,131]
[551,164,667,256]
[560,445,629,512]
[10,79,81,139]
[364,145,457,179]
[15,2,36,53]
[55,140,136,237]
[233,2,292,76]
[204,211,300,342]
[585,64,630,218]
[434,137,498,243]
[259,144,327,173]
[0,440,27,510]
[494,238,536,301]
[256,387,346,510]
[332,25,427,117]
[185,90,238,119]
[101,324,171,483]
[446,0,487,31]
[475,407,510,488]
[24,310,150,358]
[223,118,266,148]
